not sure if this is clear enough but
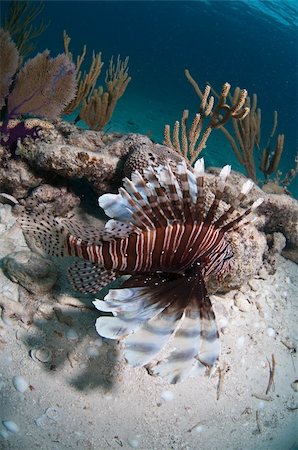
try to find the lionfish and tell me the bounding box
[21,159,263,383]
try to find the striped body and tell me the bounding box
[66,222,229,275]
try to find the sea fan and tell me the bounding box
[7,50,77,120]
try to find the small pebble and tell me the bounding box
[128,437,140,448]
[2,420,19,433]
[221,327,229,335]
[266,327,276,338]
[35,414,50,428]
[12,375,29,393]
[291,380,298,392]
[248,279,259,292]
[161,390,175,402]
[0,429,9,439]
[258,401,265,410]
[30,347,52,363]
[107,349,118,362]
[94,338,103,347]
[286,397,298,410]
[218,317,228,328]
[1,315,13,326]
[45,406,62,421]
[194,425,204,433]
[234,293,252,312]
[1,283,19,301]
[236,336,246,348]
[86,346,100,358]
[66,328,79,341]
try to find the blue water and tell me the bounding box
[2,0,297,194]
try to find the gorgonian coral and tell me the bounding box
[0,28,77,151]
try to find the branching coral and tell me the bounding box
[0,29,19,111]
[62,31,103,116]
[63,32,131,130]
[164,73,249,165]
[184,70,297,192]
[80,56,131,130]
[2,0,49,60]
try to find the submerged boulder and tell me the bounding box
[2,250,58,294]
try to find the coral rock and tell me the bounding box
[18,133,152,193]
[208,167,298,261]
[23,184,80,216]
[124,142,185,177]
[3,250,58,294]
[0,146,42,198]
[207,223,267,292]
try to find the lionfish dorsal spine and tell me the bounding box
[119,187,154,230]
[193,158,205,222]
[155,164,185,221]
[213,178,254,228]
[205,164,231,224]
[176,160,195,221]
[221,197,264,232]
[143,166,176,224]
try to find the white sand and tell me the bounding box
[0,253,297,449]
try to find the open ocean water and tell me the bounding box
[1,0,298,195]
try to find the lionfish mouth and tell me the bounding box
[20,158,263,384]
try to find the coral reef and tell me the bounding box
[62,31,103,116]
[23,184,80,216]
[0,25,131,166]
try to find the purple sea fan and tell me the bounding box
[20,159,263,383]
[6,50,77,120]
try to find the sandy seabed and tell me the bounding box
[0,205,297,450]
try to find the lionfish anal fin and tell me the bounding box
[68,260,117,294]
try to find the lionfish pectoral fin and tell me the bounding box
[20,209,69,257]
[151,275,220,384]
[123,305,184,367]
[94,272,220,381]
[20,209,111,258]
[68,260,117,294]
[94,274,184,361]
